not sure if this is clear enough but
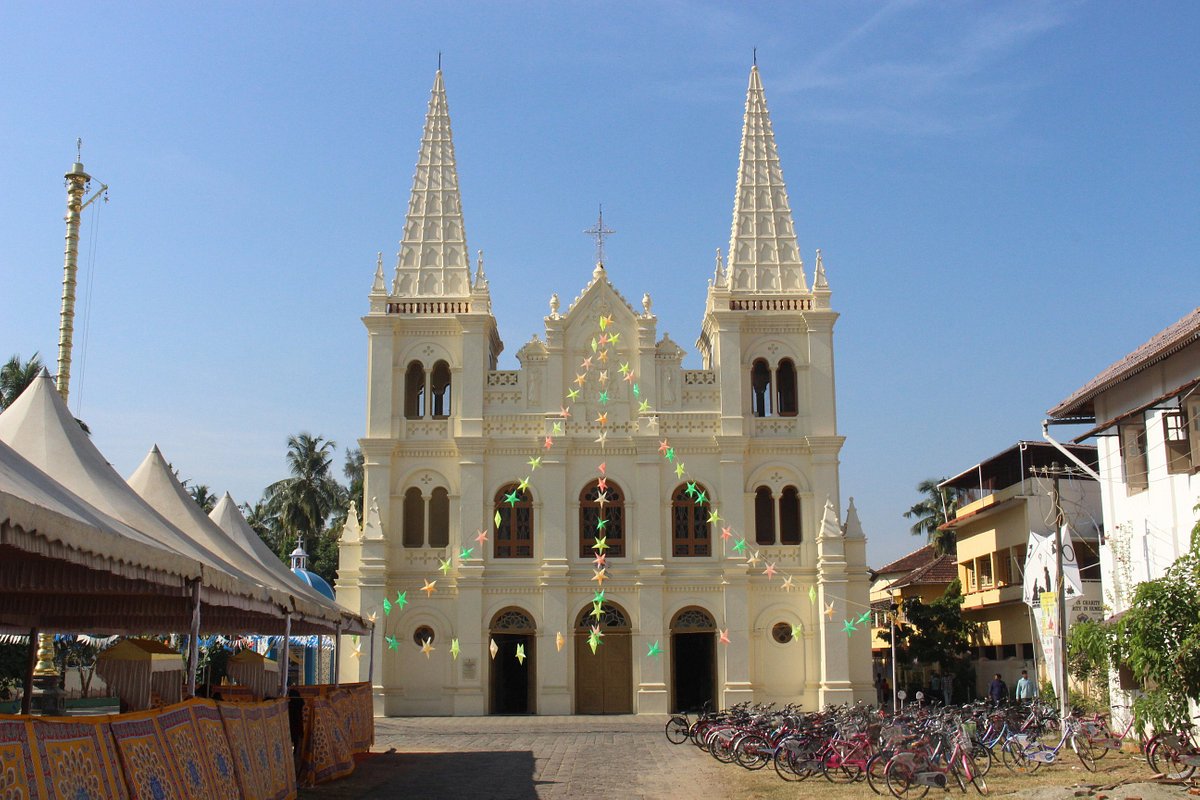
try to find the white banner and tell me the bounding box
[1023,528,1083,607]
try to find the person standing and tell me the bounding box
[942,671,954,706]
[931,672,942,702]
[1015,670,1036,701]
[988,673,1008,705]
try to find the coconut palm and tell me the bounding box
[262,433,344,559]
[187,483,219,514]
[0,352,43,410]
[904,478,958,555]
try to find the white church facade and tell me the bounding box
[337,65,873,716]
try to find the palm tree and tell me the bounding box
[0,352,43,410]
[187,483,219,514]
[262,433,344,559]
[904,478,958,555]
[241,498,283,555]
[343,447,364,519]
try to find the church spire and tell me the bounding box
[392,69,471,298]
[727,65,808,294]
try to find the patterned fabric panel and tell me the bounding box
[186,700,242,799]
[296,698,352,787]
[344,683,374,751]
[29,716,129,800]
[152,702,224,800]
[218,702,268,800]
[257,700,296,800]
[0,717,39,799]
[109,711,185,800]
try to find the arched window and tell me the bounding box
[780,485,802,544]
[754,486,775,545]
[430,360,452,419]
[750,359,772,417]
[404,361,426,420]
[671,483,711,557]
[776,359,798,417]
[579,480,625,558]
[494,483,533,558]
[402,487,424,548]
[428,487,450,548]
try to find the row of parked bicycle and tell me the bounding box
[663,700,1200,796]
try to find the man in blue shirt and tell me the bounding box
[1015,670,1036,701]
[988,673,1007,704]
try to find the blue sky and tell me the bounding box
[1,2,1197,567]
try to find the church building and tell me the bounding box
[337,65,873,715]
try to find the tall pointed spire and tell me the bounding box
[392,69,471,298]
[727,65,807,294]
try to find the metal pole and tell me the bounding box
[890,610,898,710]
[279,613,292,697]
[334,622,342,686]
[185,579,201,697]
[22,628,37,715]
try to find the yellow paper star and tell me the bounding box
[552,421,563,434]
[438,558,452,575]
[592,536,609,553]
[781,575,796,592]
[638,399,651,414]
[527,456,542,471]
[595,412,608,426]
[515,643,526,664]
[618,362,630,375]
[420,638,435,658]
[597,349,609,363]
[567,388,580,401]
[518,476,531,492]
[608,332,620,344]
[450,638,460,660]
[674,462,686,478]
[421,579,438,597]
[707,509,722,524]
[574,373,588,387]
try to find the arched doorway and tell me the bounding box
[489,607,536,714]
[574,602,632,714]
[670,607,717,713]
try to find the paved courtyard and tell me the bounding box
[299,714,743,799]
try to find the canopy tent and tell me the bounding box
[129,446,365,635]
[95,638,185,711]
[225,649,280,700]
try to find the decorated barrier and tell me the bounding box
[289,682,373,787]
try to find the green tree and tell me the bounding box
[241,498,283,554]
[262,433,345,584]
[186,483,218,514]
[343,447,364,521]
[884,580,980,701]
[904,478,958,555]
[0,352,43,410]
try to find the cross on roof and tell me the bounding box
[584,206,615,265]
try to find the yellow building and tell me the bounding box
[939,442,1102,698]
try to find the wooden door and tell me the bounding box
[575,631,632,714]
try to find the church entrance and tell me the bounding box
[670,607,717,713]
[574,602,632,714]
[489,608,536,715]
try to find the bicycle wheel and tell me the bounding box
[822,743,864,783]
[773,744,808,782]
[866,752,889,795]
[971,739,993,777]
[710,730,737,763]
[1147,736,1197,780]
[1000,740,1037,775]
[1070,734,1097,772]
[665,716,689,745]
[885,756,931,800]
[735,732,771,770]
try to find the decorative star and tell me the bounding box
[574,373,587,387]
[623,371,635,384]
[450,638,460,660]
[515,643,526,664]
[383,598,392,616]
[658,439,670,455]
[808,585,818,604]
[396,591,408,610]
[544,436,555,449]
[595,490,610,507]
[421,579,437,597]
[598,462,606,475]
[588,635,600,654]
[597,476,608,490]
[781,575,796,592]
[489,639,499,659]
[439,557,452,576]
[695,490,708,504]
[664,447,675,461]
[567,388,580,401]
[595,518,609,531]
[791,624,802,640]
[459,545,474,560]
[590,602,605,621]
[592,551,606,568]
[632,383,640,397]
[590,624,605,642]
[591,568,609,585]
[619,362,630,376]
[592,536,609,552]
[842,619,857,635]
[368,612,377,623]
[597,349,609,363]
[590,337,598,353]
[707,509,722,524]
[351,645,363,660]
[598,370,609,384]
[857,611,872,625]
[475,528,489,545]
[645,415,658,430]
[732,537,747,553]
[720,526,732,540]
[674,462,686,478]
[552,421,563,434]
[746,550,761,567]
[598,390,609,405]
[421,637,435,657]
[386,635,398,651]
[598,333,610,345]
[647,640,663,658]
[556,632,565,652]
[600,314,614,330]
[685,481,698,497]
[594,430,608,446]
[558,405,571,419]
[763,562,777,579]
[595,412,608,425]
[517,477,531,492]
[494,510,502,527]
[580,356,593,370]
[608,332,620,344]
[719,629,730,645]
[527,456,542,471]
[504,490,520,506]
[824,601,835,620]
[592,589,606,603]
[638,399,651,414]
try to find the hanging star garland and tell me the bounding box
[386,635,398,651]
[450,639,460,660]
[421,638,436,658]
[647,640,663,657]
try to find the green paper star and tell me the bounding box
[592,589,606,603]
[395,591,408,610]
[609,332,620,344]
[732,537,747,553]
[588,635,600,654]
[459,546,474,560]
[504,490,520,506]
[685,481,698,497]
[595,517,609,531]
[674,462,686,478]
[647,640,662,657]
[632,384,640,397]
[598,390,609,404]
[695,490,708,505]
[619,362,630,376]
[552,421,563,434]
[857,611,872,625]
[591,338,598,353]
[439,558,452,576]
[791,624,802,640]
[383,598,392,616]
[664,447,675,461]
[386,635,398,651]
[842,619,857,635]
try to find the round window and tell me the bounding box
[771,622,794,644]
[413,625,435,646]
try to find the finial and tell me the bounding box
[549,293,560,317]
[473,248,488,291]
[584,205,615,265]
[713,247,725,287]
[438,51,442,71]
[76,137,83,162]
[753,48,757,67]
[814,248,828,290]
[642,293,652,316]
[372,252,385,293]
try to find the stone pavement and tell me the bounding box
[299,714,742,799]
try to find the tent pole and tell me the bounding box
[333,622,342,686]
[21,628,37,715]
[279,613,292,697]
[185,579,201,697]
[367,623,376,685]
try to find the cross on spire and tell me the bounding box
[584,205,615,265]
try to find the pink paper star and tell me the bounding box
[592,552,607,568]
[544,436,554,449]
[721,526,733,540]
[475,529,488,545]
[763,562,777,579]
[719,629,730,645]
[560,406,571,418]
[598,462,606,474]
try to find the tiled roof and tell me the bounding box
[887,554,958,590]
[872,544,936,576]
[1048,306,1200,421]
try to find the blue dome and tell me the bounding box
[292,567,335,600]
